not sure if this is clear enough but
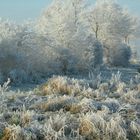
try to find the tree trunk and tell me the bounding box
[95,22,99,39]
[124,36,129,44]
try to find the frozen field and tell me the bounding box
[0,68,139,140]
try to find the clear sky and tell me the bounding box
[0,0,140,22]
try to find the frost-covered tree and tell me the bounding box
[85,0,137,66]
[107,10,138,45]
[87,0,138,43]
[36,0,103,74]
[36,0,86,44]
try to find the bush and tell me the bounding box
[67,34,103,73]
[104,41,131,67]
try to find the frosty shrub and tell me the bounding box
[39,76,90,96]
[70,34,103,73]
[110,43,131,67]
[0,19,63,83]
[0,19,31,83]
[0,78,10,95]
[104,40,131,67]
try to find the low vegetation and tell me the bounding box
[0,72,139,140]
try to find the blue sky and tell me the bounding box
[0,0,140,22]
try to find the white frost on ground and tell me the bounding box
[0,69,139,140]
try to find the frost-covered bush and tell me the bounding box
[39,76,91,96]
[0,19,62,83]
[0,20,19,81]
[0,20,36,83]
[104,40,131,67]
[109,43,131,67]
[70,34,103,73]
